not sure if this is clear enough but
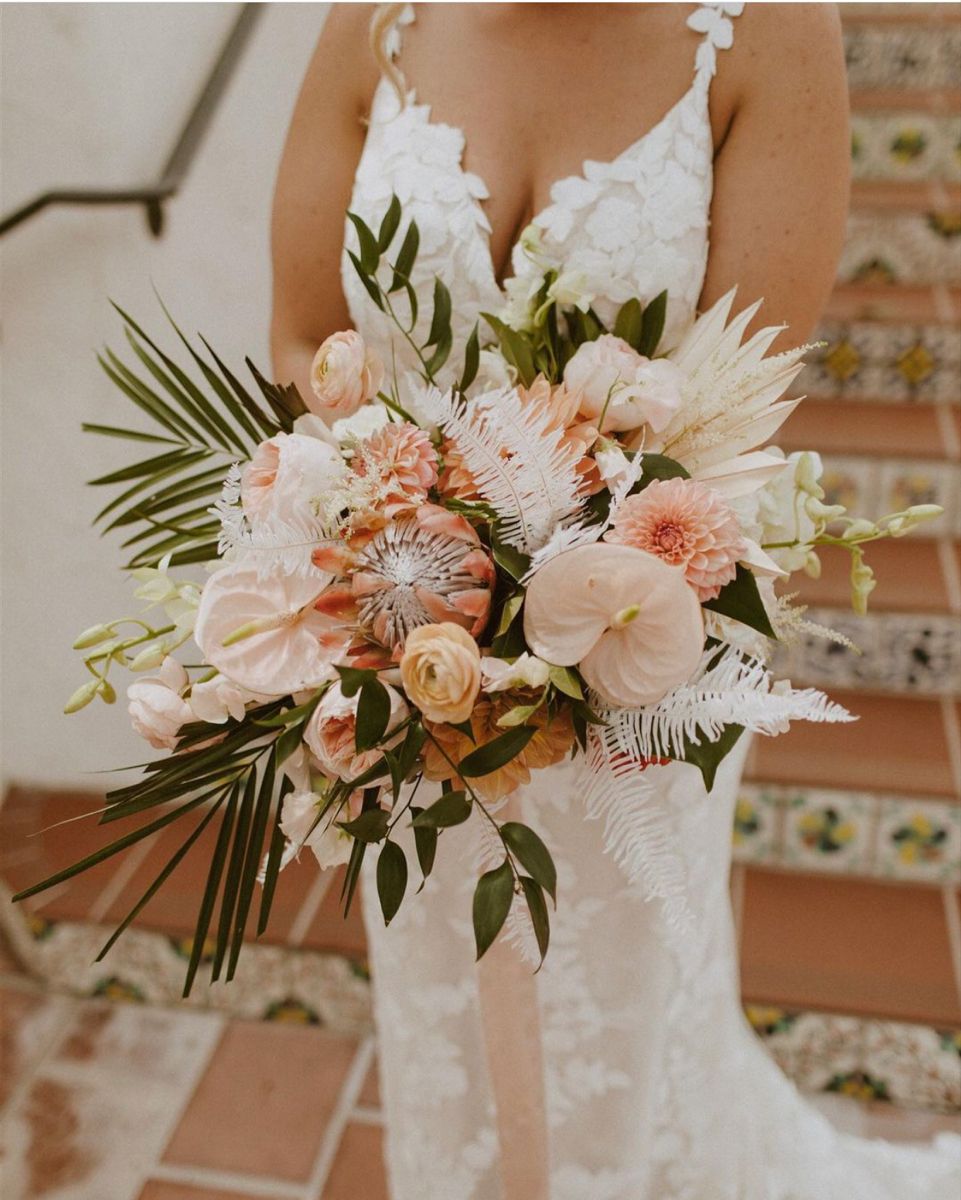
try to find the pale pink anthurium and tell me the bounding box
[523,543,705,708]
[194,562,348,696]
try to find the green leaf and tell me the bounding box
[460,324,480,392]
[427,278,452,348]
[390,221,420,291]
[482,313,537,386]
[335,664,377,698]
[424,332,452,377]
[548,665,583,700]
[679,723,744,793]
[411,791,471,829]
[341,831,367,916]
[376,840,408,925]
[459,725,537,778]
[347,251,384,311]
[88,447,201,487]
[495,593,525,638]
[496,701,542,728]
[472,859,514,960]
[256,779,291,937]
[197,336,279,440]
[254,690,324,726]
[377,194,402,252]
[410,807,438,886]
[638,453,690,486]
[338,807,390,843]
[184,788,237,996]
[702,566,777,639]
[520,875,550,965]
[395,721,427,780]
[638,290,668,357]
[211,769,257,982]
[501,822,557,901]
[348,211,381,273]
[491,531,531,582]
[227,755,277,979]
[355,679,392,752]
[244,358,305,430]
[82,423,181,445]
[613,298,644,350]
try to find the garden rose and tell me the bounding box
[564,334,683,434]
[241,432,345,526]
[127,657,192,750]
[309,330,384,419]
[400,622,482,724]
[303,682,409,781]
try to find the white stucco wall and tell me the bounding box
[1,2,329,786]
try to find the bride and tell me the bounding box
[270,4,960,1198]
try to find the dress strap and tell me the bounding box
[687,2,744,86]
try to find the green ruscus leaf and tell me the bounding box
[376,840,408,925]
[500,822,557,902]
[472,859,514,960]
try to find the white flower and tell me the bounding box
[757,449,831,572]
[241,432,346,528]
[480,653,551,693]
[188,675,273,725]
[564,335,684,434]
[127,657,192,750]
[472,349,514,393]
[594,441,634,491]
[279,790,353,871]
[331,402,391,445]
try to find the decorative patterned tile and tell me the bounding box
[840,211,961,287]
[877,458,959,537]
[781,789,877,875]
[844,23,961,91]
[731,784,787,865]
[876,796,961,883]
[851,112,961,183]
[818,456,881,521]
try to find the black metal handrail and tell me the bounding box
[0,4,262,238]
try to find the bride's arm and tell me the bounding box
[269,4,380,400]
[699,3,851,348]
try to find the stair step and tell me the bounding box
[824,284,960,325]
[734,780,960,886]
[780,399,957,459]
[792,537,956,614]
[850,181,961,212]
[795,317,960,407]
[747,692,959,798]
[814,453,960,539]
[851,87,961,114]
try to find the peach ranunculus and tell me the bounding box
[127,656,192,749]
[303,681,409,781]
[423,698,575,802]
[353,421,439,521]
[400,622,482,724]
[194,562,349,696]
[605,477,745,602]
[279,788,366,871]
[523,542,705,709]
[563,334,684,435]
[309,330,384,419]
[240,432,346,527]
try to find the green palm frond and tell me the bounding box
[89,301,309,570]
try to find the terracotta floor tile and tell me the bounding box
[780,401,947,461]
[300,869,368,959]
[849,180,961,214]
[139,1182,272,1200]
[740,869,961,1025]
[0,787,134,921]
[321,1122,388,1200]
[748,692,956,798]
[163,1020,358,1182]
[792,538,954,614]
[0,987,68,1109]
[0,924,25,975]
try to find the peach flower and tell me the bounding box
[241,432,345,526]
[194,562,349,696]
[523,542,704,708]
[400,622,482,724]
[127,657,192,750]
[309,330,384,419]
[423,698,575,802]
[353,421,439,521]
[563,335,684,434]
[605,477,745,601]
[303,681,409,781]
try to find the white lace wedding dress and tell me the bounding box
[340,5,961,1197]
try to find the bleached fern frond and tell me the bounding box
[522,450,646,580]
[473,807,541,967]
[581,746,694,933]
[441,386,586,554]
[211,465,339,579]
[655,288,816,475]
[593,643,855,763]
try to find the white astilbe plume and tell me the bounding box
[523,450,646,580]
[439,385,586,555]
[211,463,342,579]
[580,748,694,933]
[655,288,816,475]
[593,643,855,764]
[473,810,542,967]
[771,592,861,652]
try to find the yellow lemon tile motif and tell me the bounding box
[825,339,862,382]
[896,342,935,385]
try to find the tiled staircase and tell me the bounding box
[1,1,959,1127]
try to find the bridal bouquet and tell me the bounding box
[15,196,940,988]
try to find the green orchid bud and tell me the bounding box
[840,518,877,542]
[64,678,102,714]
[98,680,117,704]
[129,643,166,671]
[72,623,114,650]
[850,552,876,616]
[803,549,821,579]
[795,452,824,497]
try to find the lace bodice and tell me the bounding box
[342,2,743,375]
